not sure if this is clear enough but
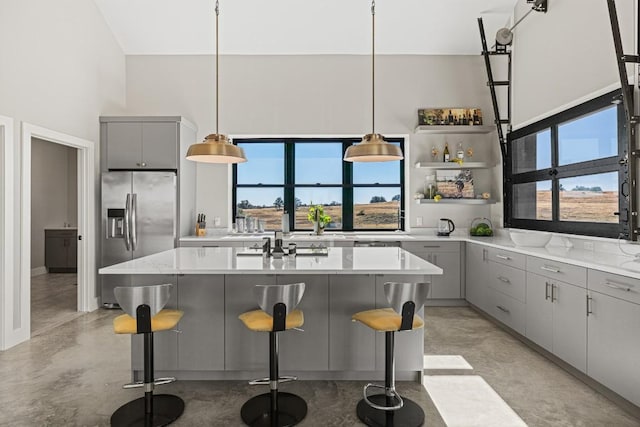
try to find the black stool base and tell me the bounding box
[111,394,185,427]
[356,395,424,427]
[241,392,307,427]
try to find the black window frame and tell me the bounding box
[505,89,629,239]
[232,137,405,232]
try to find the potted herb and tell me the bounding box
[308,204,331,235]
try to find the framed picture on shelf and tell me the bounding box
[418,108,483,126]
[436,169,475,199]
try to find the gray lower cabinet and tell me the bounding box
[525,272,553,352]
[465,243,489,311]
[587,289,640,406]
[177,275,225,371]
[329,275,376,371]
[374,275,425,372]
[45,229,77,272]
[403,242,461,299]
[132,274,178,372]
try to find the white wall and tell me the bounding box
[126,54,496,231]
[30,138,77,269]
[0,0,126,348]
[511,0,636,128]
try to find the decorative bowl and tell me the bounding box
[509,230,552,247]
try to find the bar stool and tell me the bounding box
[352,281,431,427]
[238,282,307,427]
[111,284,185,427]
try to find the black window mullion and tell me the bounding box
[342,141,354,230]
[284,140,295,229]
[551,125,560,222]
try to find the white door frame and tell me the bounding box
[0,115,15,350]
[20,123,98,342]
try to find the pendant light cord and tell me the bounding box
[371,0,375,135]
[215,0,220,136]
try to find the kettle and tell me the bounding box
[437,218,455,236]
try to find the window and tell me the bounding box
[233,138,405,231]
[505,90,628,238]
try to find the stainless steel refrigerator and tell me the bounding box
[100,171,177,307]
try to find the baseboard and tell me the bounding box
[30,266,47,277]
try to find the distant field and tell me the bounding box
[238,201,400,230]
[536,191,618,223]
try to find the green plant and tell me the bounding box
[307,204,331,227]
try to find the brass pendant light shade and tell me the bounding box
[186,0,247,164]
[344,0,403,163]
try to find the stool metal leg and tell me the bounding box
[356,332,425,427]
[241,332,307,427]
[111,332,185,427]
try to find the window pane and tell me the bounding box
[294,188,342,230]
[558,107,617,166]
[353,188,401,229]
[353,143,401,184]
[512,129,551,174]
[513,181,552,220]
[235,188,284,231]
[236,143,284,184]
[295,142,343,184]
[559,172,618,223]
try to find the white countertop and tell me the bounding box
[179,231,417,243]
[99,247,444,276]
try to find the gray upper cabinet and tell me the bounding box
[105,121,178,170]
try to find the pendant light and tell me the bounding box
[186,0,247,164]
[344,0,403,163]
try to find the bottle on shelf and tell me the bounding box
[443,143,450,162]
[456,142,465,160]
[473,109,480,125]
[447,110,454,125]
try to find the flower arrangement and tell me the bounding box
[307,204,331,235]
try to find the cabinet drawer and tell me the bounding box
[45,229,77,238]
[527,256,586,288]
[488,262,526,302]
[487,247,526,270]
[402,241,460,253]
[489,288,526,335]
[588,269,640,305]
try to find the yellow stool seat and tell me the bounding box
[113,309,184,334]
[352,308,424,332]
[239,309,304,332]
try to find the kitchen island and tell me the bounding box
[99,246,442,382]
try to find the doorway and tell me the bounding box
[15,123,97,347]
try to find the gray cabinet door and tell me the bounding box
[45,236,66,269]
[552,281,587,372]
[131,275,178,372]
[224,275,276,371]
[329,275,376,371]
[525,272,553,352]
[142,122,178,169]
[375,275,425,372]
[106,122,142,169]
[587,291,640,406]
[428,252,461,299]
[177,275,225,371]
[465,243,488,309]
[67,235,77,268]
[277,275,329,371]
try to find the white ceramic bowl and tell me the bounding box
[509,230,552,247]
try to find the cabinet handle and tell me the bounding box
[482,249,487,261]
[423,245,441,248]
[540,265,561,273]
[551,283,557,302]
[433,254,438,265]
[545,282,550,300]
[497,276,511,284]
[604,281,633,292]
[496,305,510,314]
[495,254,512,260]
[586,295,593,316]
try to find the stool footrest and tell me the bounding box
[363,383,404,411]
[248,375,297,386]
[122,377,176,389]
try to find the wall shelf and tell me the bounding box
[415,161,493,169]
[414,125,495,134]
[415,198,496,205]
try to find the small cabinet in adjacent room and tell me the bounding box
[44,229,77,273]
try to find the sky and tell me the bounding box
[236,141,401,206]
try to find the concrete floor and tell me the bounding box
[31,273,81,336]
[0,305,638,426]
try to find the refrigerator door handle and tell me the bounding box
[124,193,131,251]
[131,193,138,251]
